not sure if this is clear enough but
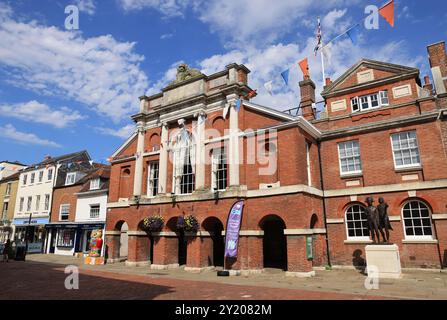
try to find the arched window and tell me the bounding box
[345,204,370,240]
[402,200,433,240]
[172,129,195,194]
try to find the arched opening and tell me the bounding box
[166,216,187,266]
[119,168,131,199]
[310,214,319,229]
[149,133,161,152]
[260,215,287,270]
[117,221,128,260]
[202,217,225,267]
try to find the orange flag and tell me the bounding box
[298,58,309,78]
[379,0,394,27]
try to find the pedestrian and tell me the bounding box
[2,239,10,262]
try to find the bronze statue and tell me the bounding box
[377,197,393,243]
[365,197,381,243]
[170,64,203,85]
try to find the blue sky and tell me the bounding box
[0,0,446,165]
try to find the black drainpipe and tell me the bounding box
[317,140,331,267]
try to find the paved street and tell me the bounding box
[1,254,446,300]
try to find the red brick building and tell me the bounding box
[105,41,447,274]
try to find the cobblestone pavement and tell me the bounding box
[1,254,447,300]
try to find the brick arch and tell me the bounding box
[398,196,434,213]
[114,220,128,232]
[166,216,179,232]
[341,201,367,213]
[211,116,226,136]
[310,213,319,229]
[202,216,224,232]
[259,214,287,229]
[148,133,161,152]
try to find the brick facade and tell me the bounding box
[106,42,447,273]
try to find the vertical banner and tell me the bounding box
[224,200,245,258]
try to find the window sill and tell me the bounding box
[344,239,373,244]
[402,239,438,244]
[394,166,422,173]
[340,172,363,179]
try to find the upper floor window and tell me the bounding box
[47,168,53,181]
[402,200,433,240]
[30,172,35,184]
[2,202,9,219]
[59,204,70,221]
[5,183,11,196]
[172,130,195,195]
[23,174,27,185]
[65,172,76,185]
[345,204,370,241]
[89,204,100,219]
[351,91,389,113]
[38,171,43,182]
[338,141,362,175]
[19,197,24,212]
[27,196,32,212]
[212,148,227,191]
[35,195,40,211]
[391,131,421,169]
[147,161,159,197]
[44,194,50,211]
[90,178,100,190]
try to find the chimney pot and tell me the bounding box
[424,75,431,85]
[325,77,332,86]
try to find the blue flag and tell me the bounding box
[281,69,290,86]
[347,24,360,45]
[235,99,242,112]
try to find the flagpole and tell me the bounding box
[319,18,326,88]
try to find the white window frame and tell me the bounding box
[30,172,35,184]
[390,131,421,169]
[89,204,100,219]
[35,195,40,211]
[19,197,24,212]
[38,171,43,182]
[338,140,362,176]
[23,174,27,185]
[401,200,434,240]
[47,168,53,181]
[5,183,11,196]
[44,194,50,211]
[351,90,389,113]
[345,204,370,241]
[211,148,227,191]
[90,178,100,190]
[147,161,159,197]
[65,172,76,186]
[59,204,70,221]
[26,196,32,212]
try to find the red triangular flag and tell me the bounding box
[298,58,309,78]
[379,0,394,27]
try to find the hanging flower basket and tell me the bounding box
[183,215,200,232]
[142,215,164,232]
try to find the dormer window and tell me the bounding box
[90,178,100,190]
[351,90,389,113]
[65,172,76,185]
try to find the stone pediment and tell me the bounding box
[322,59,419,97]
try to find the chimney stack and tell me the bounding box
[299,77,316,121]
[44,155,51,161]
[427,41,447,94]
[325,77,332,86]
[423,75,434,95]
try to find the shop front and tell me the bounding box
[13,217,49,254]
[45,222,105,256]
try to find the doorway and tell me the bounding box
[119,222,128,260]
[261,215,287,270]
[202,217,224,267]
[178,230,187,266]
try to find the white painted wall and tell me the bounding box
[74,193,107,222]
[0,162,26,180]
[13,165,57,223]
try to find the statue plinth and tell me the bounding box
[84,256,105,265]
[365,244,401,279]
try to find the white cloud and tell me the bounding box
[117,0,361,46]
[160,33,174,40]
[0,4,148,123]
[1,124,61,148]
[97,124,136,139]
[75,0,96,15]
[118,0,190,17]
[0,100,85,128]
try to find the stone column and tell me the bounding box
[133,122,145,197]
[158,123,169,194]
[195,112,206,190]
[228,96,240,186]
